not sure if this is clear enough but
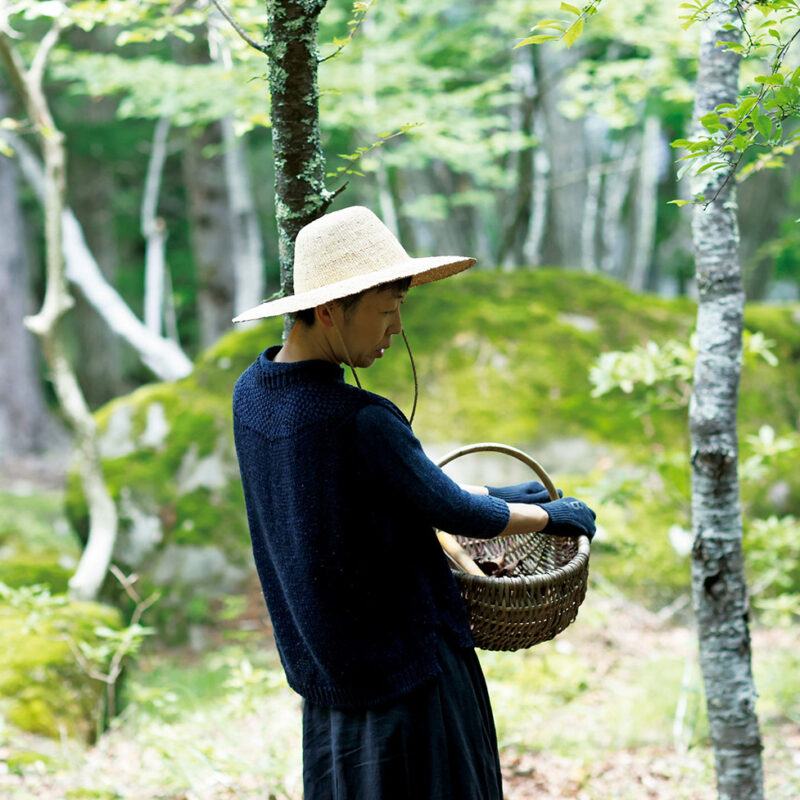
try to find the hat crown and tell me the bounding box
[293,206,409,293]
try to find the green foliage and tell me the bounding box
[589,329,779,416]
[0,582,124,741]
[673,1,800,203]
[50,54,259,128]
[6,0,207,44]
[587,315,800,621]
[320,0,377,62]
[515,1,602,50]
[326,123,424,180]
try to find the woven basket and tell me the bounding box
[438,442,590,651]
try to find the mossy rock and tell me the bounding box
[64,271,800,632]
[0,591,124,742]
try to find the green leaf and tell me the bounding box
[560,2,581,14]
[754,114,773,140]
[696,160,727,174]
[531,19,566,29]
[668,199,692,206]
[755,74,785,86]
[737,97,759,118]
[564,18,584,48]
[514,34,559,48]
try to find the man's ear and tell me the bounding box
[316,303,336,328]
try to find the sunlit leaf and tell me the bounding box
[564,18,584,48]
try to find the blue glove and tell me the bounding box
[487,481,563,504]
[534,497,596,540]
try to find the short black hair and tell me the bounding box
[294,276,412,327]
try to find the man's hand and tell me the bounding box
[487,480,563,504]
[533,497,596,540]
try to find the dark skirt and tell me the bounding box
[302,633,503,800]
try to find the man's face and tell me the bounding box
[335,287,406,368]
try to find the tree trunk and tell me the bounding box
[523,116,550,267]
[172,29,237,349]
[265,0,334,339]
[629,115,661,292]
[183,121,237,349]
[600,134,637,278]
[536,43,587,268]
[688,5,764,799]
[70,125,125,407]
[142,117,171,337]
[0,27,119,602]
[0,83,52,458]
[207,16,267,319]
[497,44,536,270]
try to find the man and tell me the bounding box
[232,205,595,799]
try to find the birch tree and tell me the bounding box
[0,22,119,602]
[687,4,764,797]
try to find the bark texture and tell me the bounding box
[0,83,51,457]
[689,5,764,799]
[265,0,334,337]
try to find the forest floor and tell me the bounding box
[2,590,798,800]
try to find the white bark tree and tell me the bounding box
[0,25,118,601]
[688,4,764,798]
[141,117,171,337]
[9,133,193,380]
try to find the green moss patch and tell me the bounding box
[0,588,123,742]
[63,271,800,636]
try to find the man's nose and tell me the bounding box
[388,311,403,335]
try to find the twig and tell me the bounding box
[210,0,269,55]
[319,0,375,64]
[30,21,62,90]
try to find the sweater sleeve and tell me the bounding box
[353,404,510,539]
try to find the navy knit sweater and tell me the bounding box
[232,345,510,709]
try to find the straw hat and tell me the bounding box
[232,205,476,322]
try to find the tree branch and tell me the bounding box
[319,0,374,64]
[210,0,269,55]
[0,31,32,114]
[30,22,62,90]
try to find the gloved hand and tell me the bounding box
[534,497,596,540]
[487,480,563,504]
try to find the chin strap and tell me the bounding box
[402,328,418,426]
[328,309,363,389]
[328,306,418,425]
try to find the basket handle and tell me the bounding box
[435,442,559,574]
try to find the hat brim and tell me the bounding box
[232,254,476,323]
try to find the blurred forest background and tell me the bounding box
[0,0,799,798]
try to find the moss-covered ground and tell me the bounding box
[0,596,797,799]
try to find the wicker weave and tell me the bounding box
[438,443,591,651]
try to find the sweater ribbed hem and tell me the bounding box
[287,632,443,710]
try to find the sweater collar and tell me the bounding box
[258,345,346,387]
